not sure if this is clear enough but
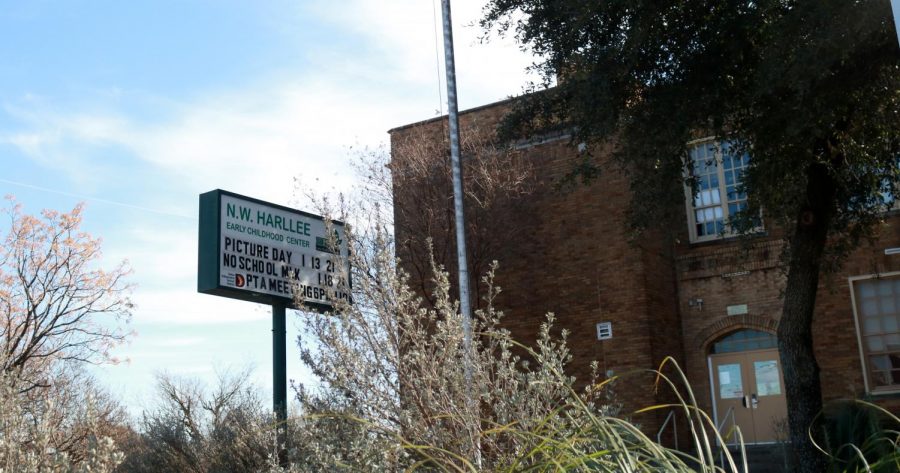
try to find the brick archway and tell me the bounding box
[697,314,779,354]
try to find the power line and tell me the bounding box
[432,0,445,118]
[0,178,196,220]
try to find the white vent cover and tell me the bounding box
[596,322,613,341]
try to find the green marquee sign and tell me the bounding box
[197,189,349,311]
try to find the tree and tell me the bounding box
[0,198,133,464]
[117,370,279,473]
[0,198,133,391]
[481,1,899,470]
[388,124,540,309]
[293,153,629,471]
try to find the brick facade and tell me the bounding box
[389,99,900,439]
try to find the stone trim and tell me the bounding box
[676,240,782,280]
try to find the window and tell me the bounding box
[850,273,900,393]
[710,329,777,354]
[685,139,752,242]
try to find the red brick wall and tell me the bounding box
[674,239,786,416]
[390,100,900,439]
[812,222,900,413]
[672,222,900,416]
[390,105,687,435]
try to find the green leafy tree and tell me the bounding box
[481,1,899,470]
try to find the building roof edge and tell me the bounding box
[386,95,518,135]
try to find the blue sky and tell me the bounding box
[0,0,536,413]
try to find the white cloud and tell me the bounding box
[2,0,536,203]
[1,13,539,389]
[3,0,539,405]
[150,336,207,348]
[132,288,269,325]
[304,0,537,106]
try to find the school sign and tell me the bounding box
[197,189,349,312]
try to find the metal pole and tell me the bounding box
[272,303,287,466]
[439,0,479,466]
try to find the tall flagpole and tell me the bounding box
[439,0,479,466]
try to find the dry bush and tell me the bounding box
[117,369,282,473]
[291,141,614,471]
[0,359,124,473]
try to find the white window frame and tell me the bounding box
[848,271,900,395]
[684,137,755,243]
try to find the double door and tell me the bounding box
[710,348,788,444]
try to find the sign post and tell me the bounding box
[272,302,287,464]
[198,189,348,466]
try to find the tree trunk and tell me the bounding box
[777,162,835,473]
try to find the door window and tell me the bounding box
[718,363,744,399]
[711,329,777,354]
[753,360,782,396]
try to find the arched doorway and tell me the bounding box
[708,329,787,444]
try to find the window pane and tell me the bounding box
[871,370,894,387]
[864,317,881,335]
[860,283,876,298]
[862,299,879,317]
[868,336,885,352]
[886,333,900,349]
[871,354,890,370]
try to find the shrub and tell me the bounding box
[816,400,900,473]
[0,364,124,472]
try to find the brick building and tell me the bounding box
[388,98,900,445]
